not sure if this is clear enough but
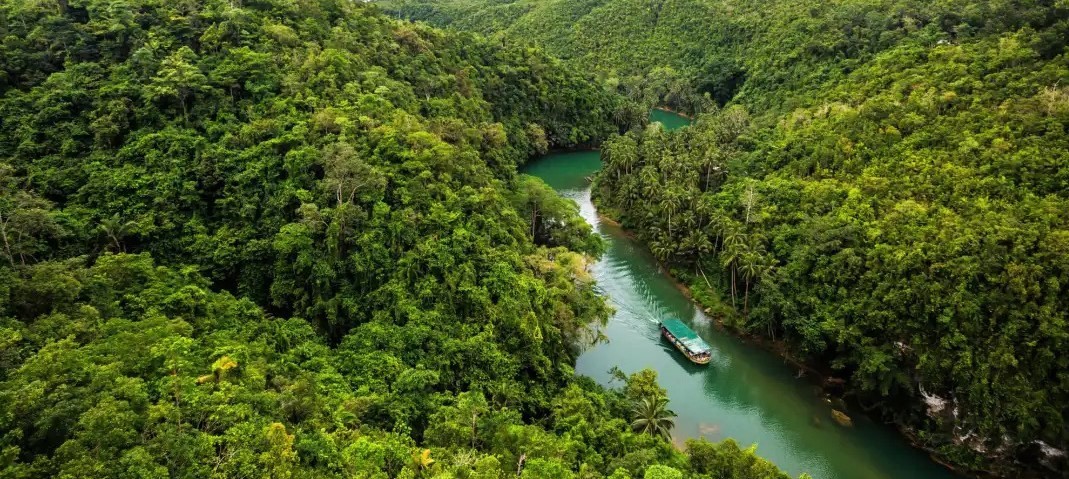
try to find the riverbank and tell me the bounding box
[584,111,984,479]
[679,264,970,477]
[528,123,966,479]
[590,185,969,476]
[596,207,839,389]
[596,204,973,478]
[653,106,695,120]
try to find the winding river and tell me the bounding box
[523,110,960,479]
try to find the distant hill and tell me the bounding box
[382,0,1068,116]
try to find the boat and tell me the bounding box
[659,318,712,364]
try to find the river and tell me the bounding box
[522,109,960,479]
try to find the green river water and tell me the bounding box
[523,109,961,479]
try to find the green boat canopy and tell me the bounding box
[660,318,711,353]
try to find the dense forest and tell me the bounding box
[382,0,1069,114]
[0,0,804,478]
[383,0,1069,477]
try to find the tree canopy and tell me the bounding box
[386,0,1069,476]
[0,0,801,478]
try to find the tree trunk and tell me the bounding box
[172,365,182,433]
[516,453,527,476]
[336,218,345,258]
[730,267,737,309]
[743,279,750,317]
[530,209,539,240]
[0,214,13,267]
[470,413,478,449]
[15,230,26,265]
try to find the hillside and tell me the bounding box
[383,0,1069,477]
[382,0,1068,115]
[0,1,798,478]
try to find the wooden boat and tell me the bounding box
[659,318,712,365]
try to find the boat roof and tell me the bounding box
[660,319,711,353]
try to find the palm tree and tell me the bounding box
[99,214,137,252]
[640,166,661,199]
[631,396,676,440]
[660,187,684,237]
[720,228,746,309]
[413,449,435,472]
[739,251,762,317]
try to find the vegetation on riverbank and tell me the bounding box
[0,0,808,477]
[385,0,1069,477]
[591,31,1069,479]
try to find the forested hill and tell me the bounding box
[382,0,1068,116]
[383,0,1069,477]
[0,1,797,478]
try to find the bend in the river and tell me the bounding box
[522,109,961,479]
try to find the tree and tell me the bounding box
[321,142,384,208]
[512,175,603,256]
[412,449,435,472]
[425,392,493,449]
[643,465,682,479]
[261,423,297,479]
[621,368,667,403]
[0,190,59,267]
[630,396,676,441]
[720,227,745,310]
[147,46,209,120]
[0,165,61,267]
[525,123,549,155]
[738,245,771,318]
[99,214,137,252]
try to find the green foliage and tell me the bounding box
[0,0,622,405]
[512,175,605,256]
[629,397,676,441]
[685,438,793,479]
[385,0,1069,117]
[389,0,1069,475]
[0,1,800,479]
[642,464,682,479]
[578,4,1069,477]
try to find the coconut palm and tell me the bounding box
[413,449,435,471]
[99,214,137,252]
[739,251,762,317]
[630,395,676,440]
[660,186,685,237]
[720,227,746,309]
